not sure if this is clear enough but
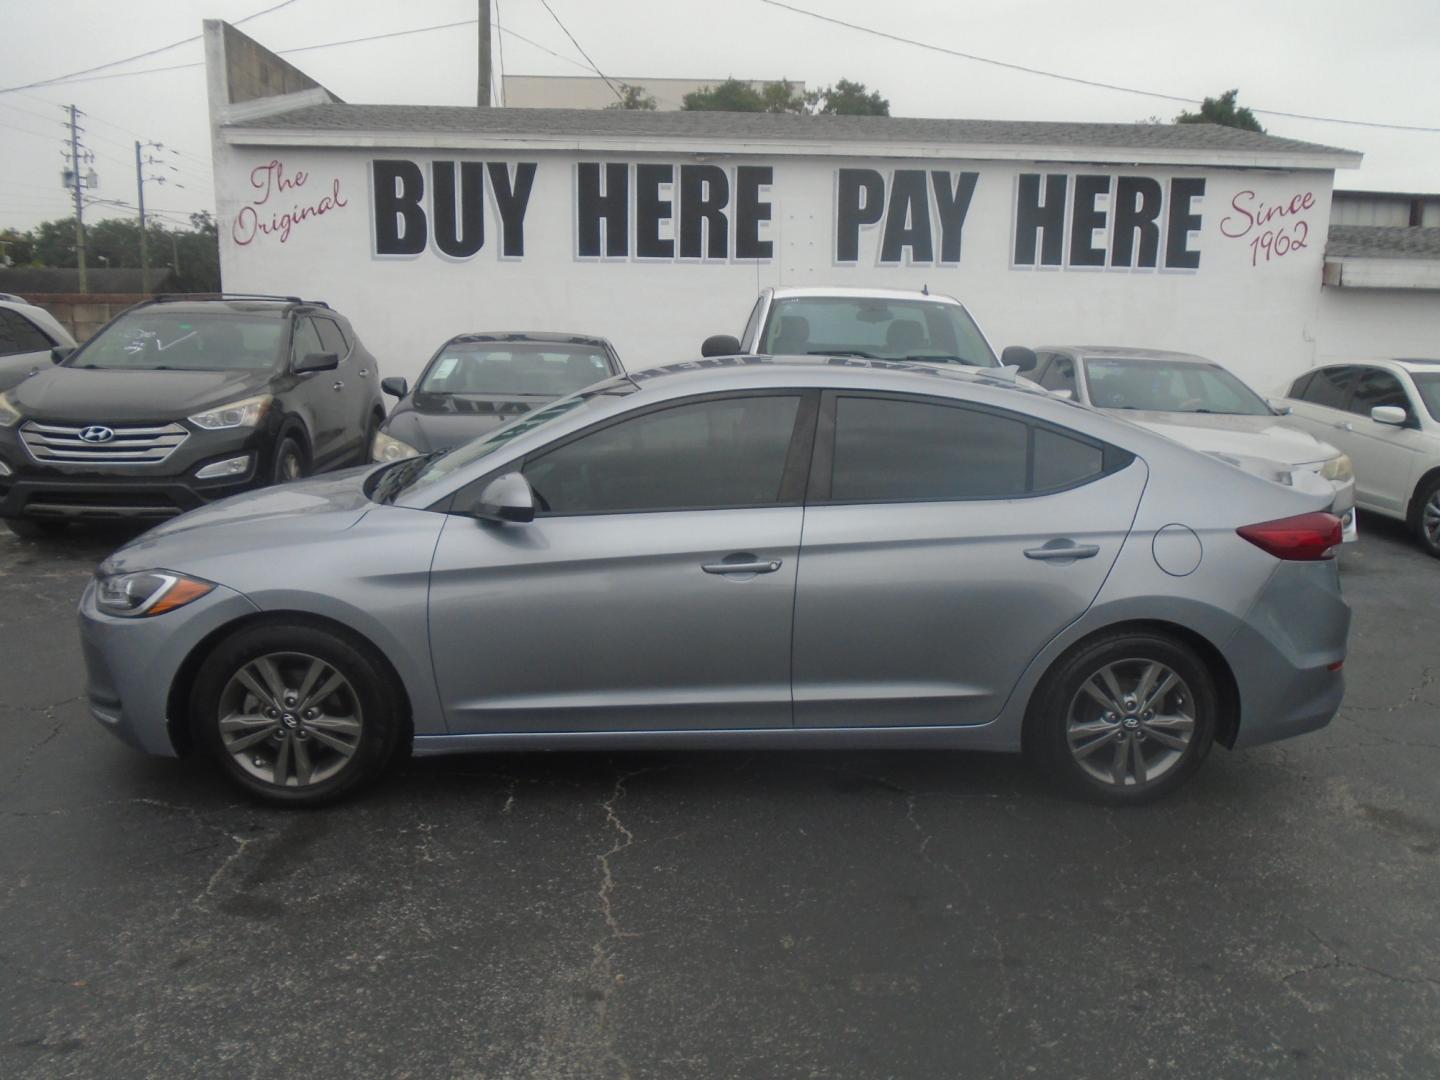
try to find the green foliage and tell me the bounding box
[0,212,220,291]
[605,82,657,111]
[1174,89,1264,133]
[682,76,889,116]
[807,79,890,116]
[681,78,768,112]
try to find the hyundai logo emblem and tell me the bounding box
[79,425,115,444]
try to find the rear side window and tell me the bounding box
[1300,366,1356,409]
[0,309,53,355]
[828,396,1109,502]
[314,317,350,357]
[523,394,802,514]
[1348,367,1410,415]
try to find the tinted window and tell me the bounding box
[760,297,997,367]
[1349,367,1410,415]
[523,395,801,514]
[291,318,325,365]
[1300,366,1356,409]
[1289,371,1315,397]
[831,397,1029,500]
[1041,356,1077,395]
[71,311,284,371]
[314,317,350,358]
[1034,427,1104,490]
[0,309,52,356]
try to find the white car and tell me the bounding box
[1277,359,1440,556]
[0,298,75,392]
[1032,347,1357,540]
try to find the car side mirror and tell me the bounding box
[294,350,339,374]
[472,472,535,524]
[50,345,74,364]
[1268,400,1293,415]
[1372,405,1408,426]
[701,334,742,358]
[1001,345,1037,372]
[381,376,409,398]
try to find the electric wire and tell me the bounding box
[535,0,622,102]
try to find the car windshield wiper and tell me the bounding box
[809,349,878,359]
[372,449,448,504]
[903,354,983,366]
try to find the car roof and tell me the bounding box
[443,331,614,348]
[1039,346,1213,364]
[770,286,964,305]
[122,299,301,317]
[619,353,1040,396]
[1386,358,1440,372]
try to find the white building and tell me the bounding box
[205,20,1438,391]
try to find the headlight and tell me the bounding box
[95,570,215,617]
[188,394,272,430]
[0,391,20,428]
[1319,453,1354,483]
[372,429,419,462]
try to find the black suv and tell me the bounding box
[0,295,384,538]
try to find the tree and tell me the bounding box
[605,82,656,111]
[681,78,766,112]
[807,79,890,116]
[759,79,806,114]
[0,213,220,291]
[1175,89,1264,133]
[0,228,35,266]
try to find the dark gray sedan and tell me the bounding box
[80,357,1350,807]
[371,331,622,461]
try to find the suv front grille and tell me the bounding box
[20,421,190,465]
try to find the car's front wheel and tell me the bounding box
[1025,631,1217,804]
[272,434,308,484]
[191,623,405,806]
[1411,475,1440,558]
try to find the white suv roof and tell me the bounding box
[769,285,964,305]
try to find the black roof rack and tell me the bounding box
[146,292,331,309]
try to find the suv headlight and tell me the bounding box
[0,391,20,428]
[95,570,215,617]
[188,394,272,430]
[1319,453,1354,483]
[372,429,419,462]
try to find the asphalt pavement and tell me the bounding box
[2,515,1438,1079]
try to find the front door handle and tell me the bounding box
[702,554,783,575]
[1339,421,1354,432]
[1024,540,1101,561]
[332,381,345,391]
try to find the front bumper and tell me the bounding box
[78,577,261,756]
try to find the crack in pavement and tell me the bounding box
[1282,929,1440,990]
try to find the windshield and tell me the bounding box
[384,380,637,503]
[420,341,614,397]
[759,297,997,367]
[70,311,284,372]
[1410,373,1440,421]
[1083,358,1272,416]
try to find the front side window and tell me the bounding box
[828,396,1108,503]
[420,342,615,398]
[1348,367,1411,416]
[291,318,325,366]
[1040,356,1077,396]
[69,311,284,372]
[1300,366,1357,410]
[523,395,801,514]
[0,309,53,356]
[1082,358,1271,416]
[760,297,997,368]
[313,317,350,358]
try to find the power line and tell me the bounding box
[536,0,622,102]
[759,0,1440,135]
[0,0,301,95]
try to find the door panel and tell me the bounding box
[429,507,802,733]
[792,462,1147,728]
[1343,368,1425,512]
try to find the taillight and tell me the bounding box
[1237,512,1343,561]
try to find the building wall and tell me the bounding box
[215,141,1337,390]
[1315,287,1440,369]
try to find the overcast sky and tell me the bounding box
[2,0,1438,234]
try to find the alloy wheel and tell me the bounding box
[1423,491,1440,549]
[1065,658,1196,787]
[217,651,363,787]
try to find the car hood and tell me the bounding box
[8,364,271,423]
[382,391,547,452]
[1109,409,1339,465]
[101,466,380,576]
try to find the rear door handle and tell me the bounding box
[1339,421,1354,432]
[702,555,783,575]
[332,381,345,391]
[1024,541,1100,561]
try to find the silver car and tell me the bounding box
[79,357,1350,806]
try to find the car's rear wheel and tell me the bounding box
[5,518,68,540]
[1025,631,1217,804]
[272,435,308,484]
[1412,476,1440,558]
[191,623,404,806]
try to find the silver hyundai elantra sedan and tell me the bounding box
[78,357,1351,806]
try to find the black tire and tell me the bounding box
[1024,630,1218,805]
[5,518,68,539]
[191,622,405,806]
[1410,475,1440,558]
[272,434,308,485]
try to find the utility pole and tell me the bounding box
[134,140,166,293]
[478,0,492,107]
[66,105,88,294]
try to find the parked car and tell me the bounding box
[700,286,1035,369]
[1031,347,1357,541]
[0,294,384,539]
[1277,359,1440,556]
[0,297,76,393]
[372,331,623,462]
[80,356,1348,807]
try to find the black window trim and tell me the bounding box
[444,388,822,518]
[807,388,1133,507]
